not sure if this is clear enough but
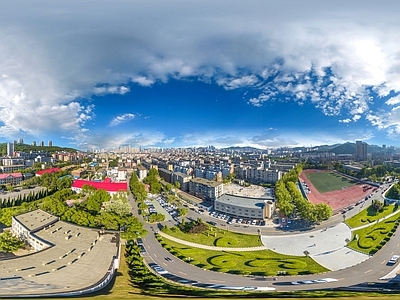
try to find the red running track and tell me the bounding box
[299,169,376,212]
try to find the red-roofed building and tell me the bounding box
[0,173,23,185]
[35,168,61,177]
[71,179,127,195]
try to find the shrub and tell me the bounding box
[286,271,298,276]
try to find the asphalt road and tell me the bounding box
[128,181,400,291]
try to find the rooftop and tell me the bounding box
[216,194,272,209]
[190,177,223,187]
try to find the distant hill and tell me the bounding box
[330,142,356,155]
[0,143,79,156]
[223,142,386,155]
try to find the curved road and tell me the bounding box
[128,182,400,291]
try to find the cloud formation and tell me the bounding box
[1,0,400,148]
[109,113,136,127]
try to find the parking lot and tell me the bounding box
[144,194,181,222]
[209,210,265,227]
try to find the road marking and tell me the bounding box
[179,271,187,275]
[382,260,386,264]
[209,279,225,283]
[163,262,167,266]
[365,269,372,273]
[338,278,345,281]
[154,254,157,257]
[391,251,394,255]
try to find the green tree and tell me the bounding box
[103,200,132,216]
[177,207,188,217]
[0,231,25,252]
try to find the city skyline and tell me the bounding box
[2,1,400,150]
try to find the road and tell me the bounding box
[128,181,400,291]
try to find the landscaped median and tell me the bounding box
[158,219,328,276]
[161,222,262,248]
[345,203,400,255]
[347,214,399,255]
[345,203,398,228]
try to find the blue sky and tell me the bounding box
[1,1,400,150]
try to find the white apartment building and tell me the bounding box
[188,177,224,202]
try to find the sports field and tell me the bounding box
[305,171,357,193]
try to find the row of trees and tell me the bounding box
[332,162,400,182]
[275,166,332,223]
[143,168,163,194]
[0,188,51,208]
[129,172,148,202]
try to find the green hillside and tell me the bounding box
[0,143,79,155]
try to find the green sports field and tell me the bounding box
[305,171,358,193]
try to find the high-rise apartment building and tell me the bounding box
[48,141,52,147]
[18,138,24,144]
[31,141,36,146]
[356,140,368,161]
[39,141,44,147]
[6,142,14,157]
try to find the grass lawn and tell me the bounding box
[346,204,399,228]
[162,224,262,247]
[348,214,399,255]
[158,235,328,276]
[305,171,358,193]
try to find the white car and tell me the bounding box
[153,266,169,275]
[291,280,314,285]
[320,278,338,283]
[312,278,338,283]
[388,255,400,265]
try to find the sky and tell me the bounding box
[2,0,400,150]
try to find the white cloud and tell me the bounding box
[109,113,136,127]
[385,95,400,106]
[93,85,130,95]
[84,131,173,150]
[217,75,259,90]
[2,1,400,146]
[131,76,155,87]
[339,118,352,124]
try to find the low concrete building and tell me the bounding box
[7,209,121,297]
[214,194,275,220]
